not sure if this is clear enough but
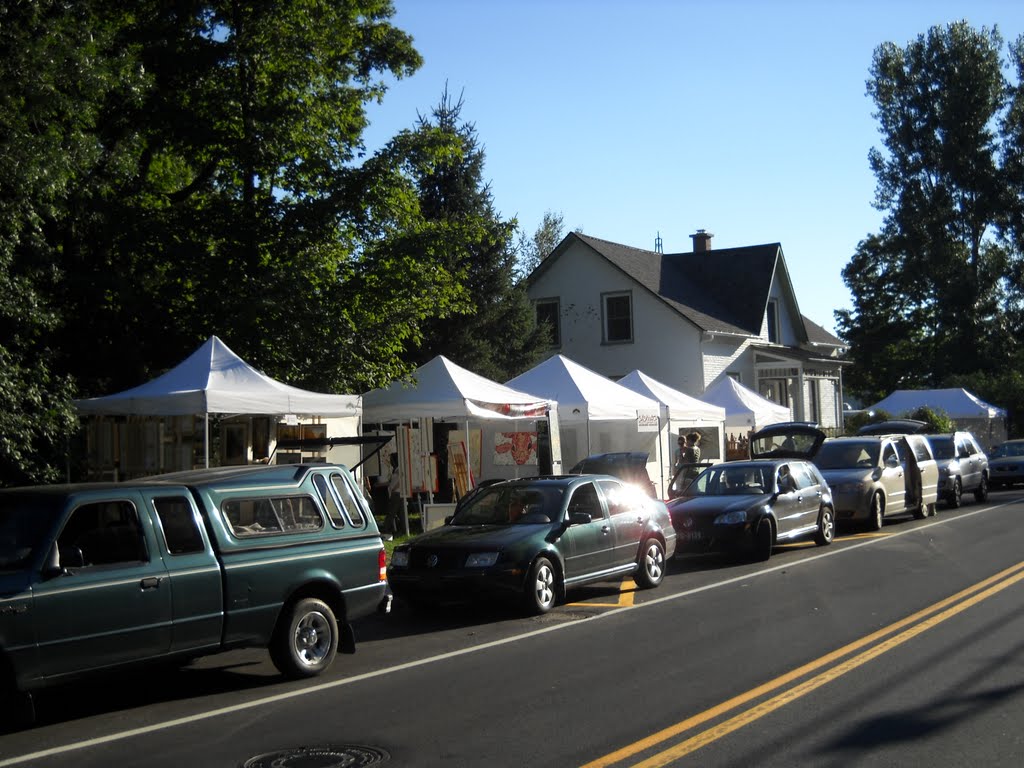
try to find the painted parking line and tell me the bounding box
[569,579,637,608]
[579,558,1024,768]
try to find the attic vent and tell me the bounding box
[690,229,713,252]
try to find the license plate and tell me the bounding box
[682,531,704,542]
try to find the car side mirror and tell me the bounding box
[568,512,592,526]
[42,541,82,579]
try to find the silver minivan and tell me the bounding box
[749,424,940,530]
[926,432,990,507]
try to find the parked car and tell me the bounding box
[387,475,676,615]
[0,464,390,724]
[925,432,990,507]
[569,452,657,497]
[988,439,1024,488]
[666,459,835,561]
[749,423,940,530]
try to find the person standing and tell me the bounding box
[384,453,404,537]
[674,434,688,472]
[686,431,702,465]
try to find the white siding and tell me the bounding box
[528,241,704,391]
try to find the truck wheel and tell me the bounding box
[270,597,339,678]
[947,479,962,509]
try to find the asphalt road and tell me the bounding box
[3,490,1024,768]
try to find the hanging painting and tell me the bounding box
[494,431,539,466]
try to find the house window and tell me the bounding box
[535,298,560,347]
[602,291,633,344]
[767,300,779,343]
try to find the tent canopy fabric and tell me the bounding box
[617,370,726,423]
[505,355,659,422]
[74,336,360,417]
[361,355,553,423]
[700,376,790,430]
[867,388,1007,419]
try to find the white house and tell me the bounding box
[527,230,848,431]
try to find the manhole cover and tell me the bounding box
[242,745,390,767]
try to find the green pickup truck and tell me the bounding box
[0,464,390,723]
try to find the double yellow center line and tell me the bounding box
[581,559,1024,767]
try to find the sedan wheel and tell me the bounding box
[634,538,666,589]
[974,476,989,502]
[752,519,773,562]
[866,492,884,532]
[524,556,557,615]
[815,506,835,546]
[947,478,962,509]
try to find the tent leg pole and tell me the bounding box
[205,413,210,468]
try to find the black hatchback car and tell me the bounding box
[387,476,676,615]
[667,459,835,561]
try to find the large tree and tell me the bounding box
[400,89,549,382]
[838,22,1017,403]
[0,0,478,483]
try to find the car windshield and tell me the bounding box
[685,465,772,497]
[814,441,879,470]
[0,495,61,570]
[450,486,562,526]
[927,437,956,460]
[992,442,1024,458]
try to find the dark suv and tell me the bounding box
[925,432,990,508]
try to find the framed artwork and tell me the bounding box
[494,431,538,466]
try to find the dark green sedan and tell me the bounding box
[387,475,676,615]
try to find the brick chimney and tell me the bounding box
[690,229,713,252]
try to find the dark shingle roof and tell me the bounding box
[571,233,780,335]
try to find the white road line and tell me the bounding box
[2,496,1019,767]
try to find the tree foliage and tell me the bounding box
[838,22,1023,415]
[517,210,566,278]
[0,0,497,484]
[399,88,549,382]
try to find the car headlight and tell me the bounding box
[390,551,409,568]
[714,510,747,525]
[465,552,500,568]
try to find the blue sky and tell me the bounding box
[361,1,1024,334]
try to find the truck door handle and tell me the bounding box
[140,577,161,590]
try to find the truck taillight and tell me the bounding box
[378,548,387,581]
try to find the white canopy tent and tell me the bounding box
[506,355,664,491]
[75,336,361,468]
[361,356,558,497]
[866,388,1008,446]
[700,376,791,433]
[617,370,727,487]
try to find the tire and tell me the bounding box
[634,538,666,589]
[523,556,558,615]
[752,518,773,562]
[270,597,339,678]
[866,492,884,532]
[974,475,989,503]
[947,478,962,509]
[815,506,835,546]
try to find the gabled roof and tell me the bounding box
[531,232,843,346]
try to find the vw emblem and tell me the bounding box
[681,517,694,529]
[427,554,439,568]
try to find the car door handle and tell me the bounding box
[636,516,644,524]
[601,525,610,534]
[140,577,161,590]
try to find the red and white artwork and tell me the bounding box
[494,431,538,466]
